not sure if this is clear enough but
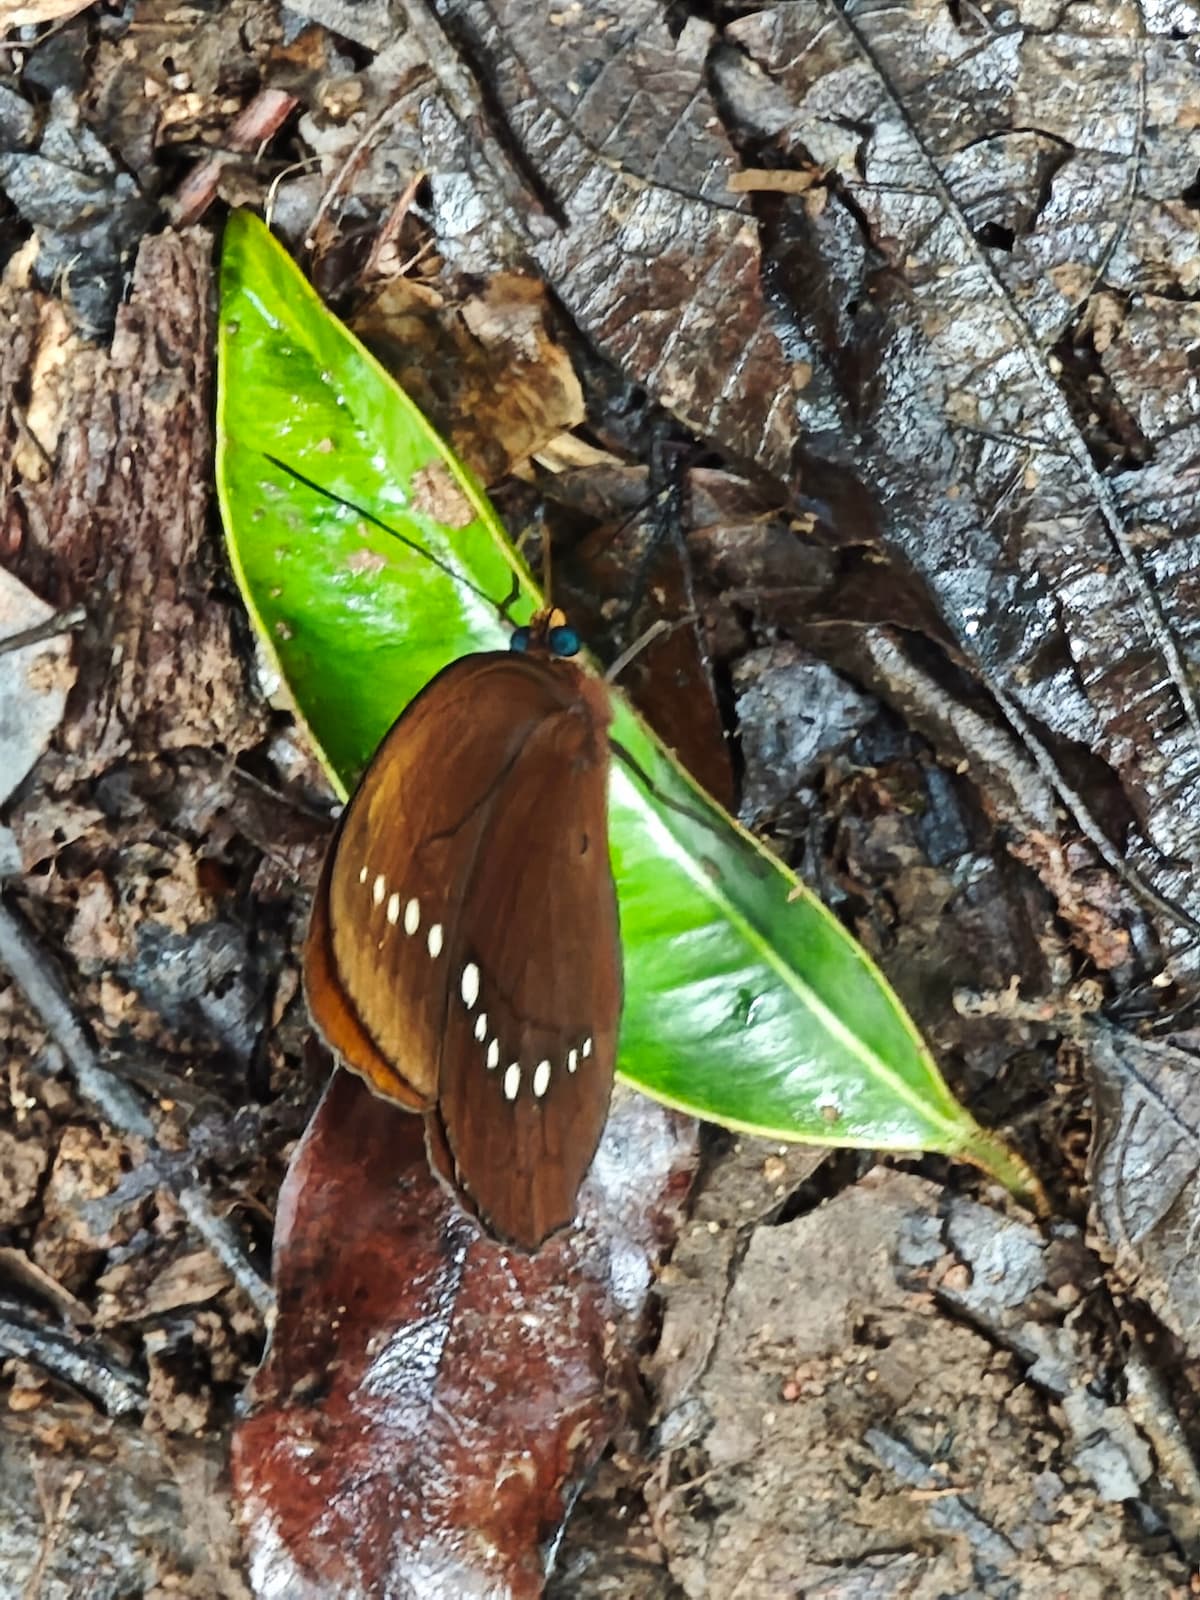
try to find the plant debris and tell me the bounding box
[5,0,1200,1591]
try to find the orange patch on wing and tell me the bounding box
[303,847,432,1111]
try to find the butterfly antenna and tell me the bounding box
[540,509,553,608]
[263,453,518,619]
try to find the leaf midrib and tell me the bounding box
[610,763,965,1144]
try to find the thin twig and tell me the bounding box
[24,1463,84,1600]
[305,97,412,251]
[0,605,85,657]
[359,169,428,282]
[0,898,274,1316]
[0,1307,144,1418]
[606,618,678,683]
[176,1188,274,1316]
[0,900,153,1138]
[989,683,1200,940]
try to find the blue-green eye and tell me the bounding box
[548,625,580,657]
[509,626,532,653]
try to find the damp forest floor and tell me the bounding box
[3,2,1200,1597]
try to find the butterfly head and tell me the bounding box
[510,607,580,660]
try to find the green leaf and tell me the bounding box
[215,210,1038,1204]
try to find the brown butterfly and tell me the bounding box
[303,607,621,1250]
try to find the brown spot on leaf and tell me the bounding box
[344,548,387,576]
[411,461,475,529]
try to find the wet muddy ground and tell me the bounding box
[2,2,1200,1595]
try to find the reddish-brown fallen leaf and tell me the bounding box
[232,1071,696,1598]
[172,90,299,228]
[540,465,738,812]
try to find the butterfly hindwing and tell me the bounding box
[430,671,620,1247]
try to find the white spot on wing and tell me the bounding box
[486,1038,500,1069]
[474,1012,488,1042]
[386,892,400,925]
[503,1063,520,1100]
[358,865,369,884]
[372,874,386,907]
[567,1048,578,1073]
[427,924,443,958]
[533,1060,551,1098]
[461,963,480,1008]
[582,1036,593,1058]
[404,898,420,936]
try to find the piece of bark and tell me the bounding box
[0,228,265,775]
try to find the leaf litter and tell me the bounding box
[4,0,1200,1593]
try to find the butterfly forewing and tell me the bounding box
[311,654,559,1104]
[304,650,620,1250]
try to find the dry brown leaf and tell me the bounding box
[353,272,585,483]
[533,432,624,473]
[726,166,820,194]
[0,0,91,27]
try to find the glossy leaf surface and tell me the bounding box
[233,1074,697,1597]
[216,210,1033,1193]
